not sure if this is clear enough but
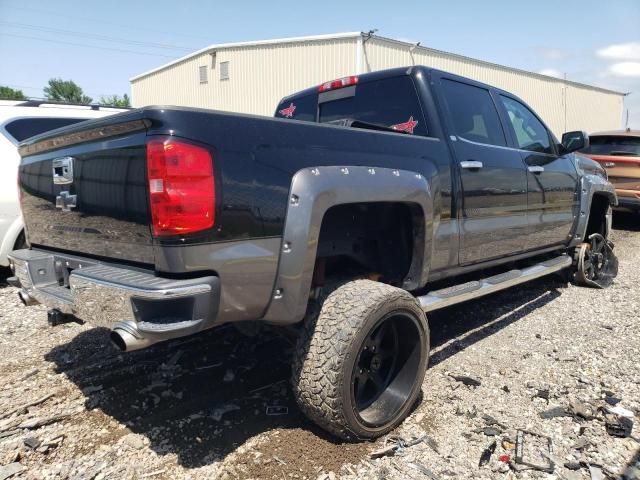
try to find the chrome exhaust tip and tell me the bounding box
[110,321,154,352]
[18,290,38,306]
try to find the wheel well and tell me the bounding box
[313,202,422,287]
[585,194,610,238]
[13,230,26,250]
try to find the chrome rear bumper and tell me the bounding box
[8,249,220,350]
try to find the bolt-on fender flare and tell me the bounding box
[261,166,433,325]
[569,175,617,247]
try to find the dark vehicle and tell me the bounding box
[8,67,618,440]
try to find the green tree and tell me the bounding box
[100,93,131,107]
[0,86,27,100]
[43,78,92,104]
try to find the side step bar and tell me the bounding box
[418,255,572,312]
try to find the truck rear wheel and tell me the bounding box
[291,280,429,440]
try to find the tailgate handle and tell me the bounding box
[528,166,544,174]
[460,160,483,170]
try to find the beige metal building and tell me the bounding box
[130,32,625,137]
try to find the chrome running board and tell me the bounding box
[418,255,572,312]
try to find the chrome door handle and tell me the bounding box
[528,166,544,173]
[460,161,483,170]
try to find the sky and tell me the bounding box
[0,0,639,128]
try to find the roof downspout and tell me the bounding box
[355,34,363,75]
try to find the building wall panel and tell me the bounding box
[132,38,357,116]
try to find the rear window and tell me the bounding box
[4,117,87,142]
[276,76,428,136]
[581,135,640,157]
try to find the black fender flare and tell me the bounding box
[261,165,433,324]
[569,174,617,247]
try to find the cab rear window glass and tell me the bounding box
[581,136,640,156]
[4,117,87,142]
[318,77,427,136]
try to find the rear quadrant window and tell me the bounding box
[275,93,317,122]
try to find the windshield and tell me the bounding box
[581,135,640,157]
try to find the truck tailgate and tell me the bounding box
[18,113,155,264]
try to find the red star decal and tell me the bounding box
[391,116,418,134]
[278,103,296,118]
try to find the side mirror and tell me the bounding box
[561,130,590,153]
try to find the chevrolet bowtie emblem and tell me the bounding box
[56,191,77,212]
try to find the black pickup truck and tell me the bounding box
[9,66,618,440]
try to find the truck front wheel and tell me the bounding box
[291,280,429,440]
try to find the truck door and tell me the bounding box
[437,76,529,265]
[497,95,579,249]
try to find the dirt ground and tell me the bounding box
[0,213,638,480]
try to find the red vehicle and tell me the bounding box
[580,129,640,213]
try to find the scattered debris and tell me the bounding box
[223,369,235,382]
[370,435,427,459]
[23,436,41,450]
[449,374,481,388]
[588,464,604,480]
[603,405,634,438]
[140,469,167,478]
[539,406,572,419]
[166,350,183,366]
[194,362,223,371]
[17,410,78,430]
[409,462,440,480]
[370,444,399,459]
[569,400,596,420]
[249,379,287,394]
[210,404,241,421]
[515,430,554,473]
[604,395,621,406]
[0,463,25,480]
[532,388,550,402]
[478,441,496,467]
[121,433,146,450]
[265,406,288,416]
[0,392,55,420]
[498,454,511,463]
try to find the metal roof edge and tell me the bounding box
[129,32,362,82]
[369,35,626,97]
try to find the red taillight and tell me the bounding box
[318,75,359,92]
[146,138,215,237]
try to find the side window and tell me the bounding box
[500,96,554,155]
[318,76,428,136]
[441,79,506,147]
[4,117,87,143]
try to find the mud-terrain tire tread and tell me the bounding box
[291,279,428,440]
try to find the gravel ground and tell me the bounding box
[0,214,638,480]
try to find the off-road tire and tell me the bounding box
[291,279,429,440]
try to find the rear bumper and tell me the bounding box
[8,249,220,349]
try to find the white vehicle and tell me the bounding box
[0,100,125,266]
